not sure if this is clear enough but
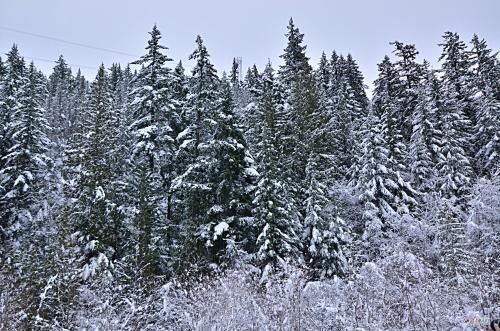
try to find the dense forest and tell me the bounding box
[0,19,499,330]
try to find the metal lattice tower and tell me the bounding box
[235,57,243,81]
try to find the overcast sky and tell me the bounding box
[1,0,499,92]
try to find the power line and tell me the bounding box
[24,55,99,71]
[0,25,139,58]
[2,52,100,71]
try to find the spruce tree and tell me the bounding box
[344,53,369,117]
[316,52,331,94]
[66,64,116,280]
[0,45,29,249]
[254,62,302,273]
[437,32,473,201]
[0,54,53,323]
[128,25,175,276]
[372,56,407,173]
[352,108,417,244]
[330,72,359,178]
[277,18,321,208]
[175,35,254,274]
[469,35,500,177]
[278,17,311,88]
[46,55,74,156]
[391,42,423,142]
[302,153,348,279]
[207,76,255,265]
[409,64,442,192]
[329,51,341,92]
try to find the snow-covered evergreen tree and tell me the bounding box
[65,64,117,282]
[302,153,349,279]
[277,18,325,223]
[254,62,302,273]
[409,64,442,193]
[0,45,33,250]
[0,51,53,324]
[352,108,417,245]
[46,55,74,156]
[372,56,408,173]
[128,25,175,276]
[315,52,331,95]
[344,53,369,117]
[330,73,359,178]
[278,18,311,89]
[174,36,255,274]
[436,32,473,201]
[391,42,423,142]
[469,35,500,177]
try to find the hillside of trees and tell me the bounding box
[0,19,499,330]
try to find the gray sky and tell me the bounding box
[1,0,499,92]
